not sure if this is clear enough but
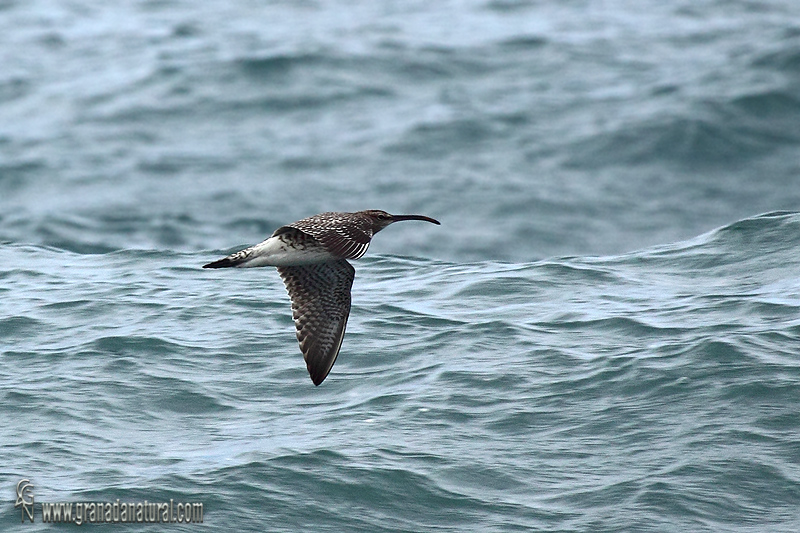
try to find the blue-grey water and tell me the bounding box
[2,1,800,531]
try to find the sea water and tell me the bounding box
[2,1,800,531]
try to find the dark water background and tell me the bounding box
[2,1,800,531]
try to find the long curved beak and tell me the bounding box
[390,214,441,225]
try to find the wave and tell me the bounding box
[567,89,800,168]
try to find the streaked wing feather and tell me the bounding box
[277,260,355,385]
[285,212,372,260]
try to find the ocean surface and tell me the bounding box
[2,0,800,531]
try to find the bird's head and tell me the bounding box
[360,210,441,233]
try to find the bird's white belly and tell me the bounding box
[237,235,336,267]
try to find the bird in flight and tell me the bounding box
[204,210,440,385]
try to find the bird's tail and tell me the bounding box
[202,257,237,268]
[203,248,253,268]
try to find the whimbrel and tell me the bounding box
[203,210,440,385]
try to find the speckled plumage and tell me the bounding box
[279,211,380,260]
[203,210,440,385]
[277,260,354,385]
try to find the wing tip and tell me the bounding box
[307,357,333,386]
[305,347,339,386]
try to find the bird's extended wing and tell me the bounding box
[277,260,355,385]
